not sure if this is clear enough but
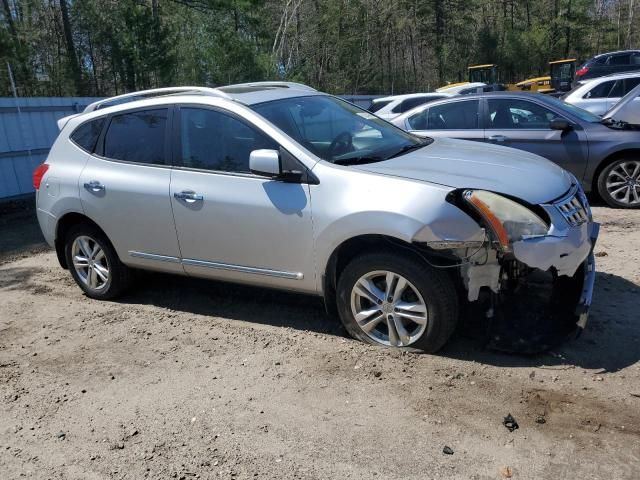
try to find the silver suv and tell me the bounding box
[34,82,598,352]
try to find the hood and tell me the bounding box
[603,83,640,125]
[355,137,573,205]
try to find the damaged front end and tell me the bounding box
[424,184,599,353]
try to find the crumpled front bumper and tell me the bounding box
[511,219,599,332]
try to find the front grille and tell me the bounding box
[555,189,589,227]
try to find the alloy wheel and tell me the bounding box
[71,236,111,291]
[606,160,640,206]
[350,270,428,347]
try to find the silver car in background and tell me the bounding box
[391,92,640,208]
[34,82,598,352]
[563,71,640,116]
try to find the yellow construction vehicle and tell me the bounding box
[436,64,498,92]
[468,64,499,84]
[438,60,576,94]
[513,59,576,94]
[548,58,576,93]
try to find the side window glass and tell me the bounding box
[394,97,430,113]
[584,80,615,98]
[487,99,558,129]
[608,54,631,65]
[103,109,167,164]
[609,80,624,98]
[407,109,429,130]
[623,77,640,95]
[180,108,277,173]
[632,53,640,65]
[70,118,105,153]
[426,101,479,129]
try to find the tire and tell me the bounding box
[64,223,131,300]
[597,158,640,209]
[336,251,458,353]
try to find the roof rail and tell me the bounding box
[216,81,317,92]
[83,86,230,113]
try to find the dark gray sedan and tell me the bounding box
[390,92,640,208]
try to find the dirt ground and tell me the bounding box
[1,200,639,479]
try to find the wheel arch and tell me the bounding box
[322,234,455,316]
[591,149,640,198]
[54,212,110,269]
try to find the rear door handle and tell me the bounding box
[488,135,508,143]
[84,181,105,192]
[174,191,204,203]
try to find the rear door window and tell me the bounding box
[413,100,479,130]
[70,118,106,153]
[102,109,168,165]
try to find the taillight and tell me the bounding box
[33,164,49,190]
[576,66,589,77]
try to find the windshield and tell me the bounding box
[545,96,602,122]
[252,95,429,164]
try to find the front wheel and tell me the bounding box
[64,224,131,300]
[597,158,640,208]
[336,252,458,352]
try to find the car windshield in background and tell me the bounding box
[252,95,429,165]
[548,96,603,122]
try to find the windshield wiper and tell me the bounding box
[386,139,432,160]
[333,156,384,166]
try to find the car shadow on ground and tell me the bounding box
[121,271,342,336]
[441,271,640,373]
[116,269,639,373]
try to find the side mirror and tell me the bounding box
[250,149,281,177]
[550,118,572,131]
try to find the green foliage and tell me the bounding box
[0,0,637,96]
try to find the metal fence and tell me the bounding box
[0,94,380,202]
[0,97,101,200]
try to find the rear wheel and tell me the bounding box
[64,224,131,299]
[336,252,458,352]
[597,158,640,208]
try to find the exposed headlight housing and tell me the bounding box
[463,190,549,251]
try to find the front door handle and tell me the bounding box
[174,191,204,203]
[488,135,508,143]
[84,181,105,192]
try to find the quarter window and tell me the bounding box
[487,99,559,129]
[70,118,105,153]
[409,100,479,130]
[179,108,277,173]
[103,109,167,164]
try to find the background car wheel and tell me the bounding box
[597,158,640,208]
[336,251,458,353]
[64,224,131,300]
